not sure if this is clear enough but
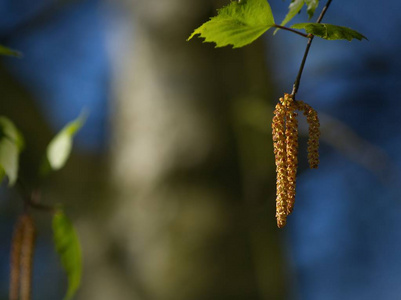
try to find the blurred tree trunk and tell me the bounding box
[0,0,286,299]
[78,1,284,300]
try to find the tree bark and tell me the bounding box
[76,1,285,299]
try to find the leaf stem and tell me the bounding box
[273,24,309,38]
[291,0,333,97]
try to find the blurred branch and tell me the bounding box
[17,179,57,213]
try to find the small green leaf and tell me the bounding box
[292,23,367,41]
[304,0,319,19]
[0,117,24,150]
[0,139,19,185]
[46,112,86,171]
[0,117,24,186]
[277,0,304,30]
[188,0,275,48]
[0,45,22,58]
[53,211,82,300]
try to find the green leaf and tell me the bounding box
[274,0,319,34]
[0,139,19,185]
[0,117,24,185]
[188,0,275,48]
[46,112,86,171]
[0,117,24,150]
[53,211,82,300]
[291,23,367,41]
[278,0,304,28]
[304,0,319,19]
[0,45,22,57]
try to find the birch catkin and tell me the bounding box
[20,215,36,300]
[297,101,320,169]
[9,214,36,300]
[9,216,25,300]
[272,94,320,228]
[284,98,298,215]
[272,101,288,228]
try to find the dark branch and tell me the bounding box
[273,24,309,38]
[291,0,333,97]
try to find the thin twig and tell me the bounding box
[291,0,333,97]
[273,24,309,38]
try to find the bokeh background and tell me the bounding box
[1,0,401,299]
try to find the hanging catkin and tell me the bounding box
[9,215,25,300]
[272,101,288,228]
[284,96,298,215]
[272,94,320,228]
[9,214,36,300]
[297,101,320,169]
[20,215,36,300]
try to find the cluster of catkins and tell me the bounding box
[272,93,320,228]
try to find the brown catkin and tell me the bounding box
[19,215,36,300]
[9,215,26,300]
[297,101,320,169]
[272,101,288,228]
[284,99,298,215]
